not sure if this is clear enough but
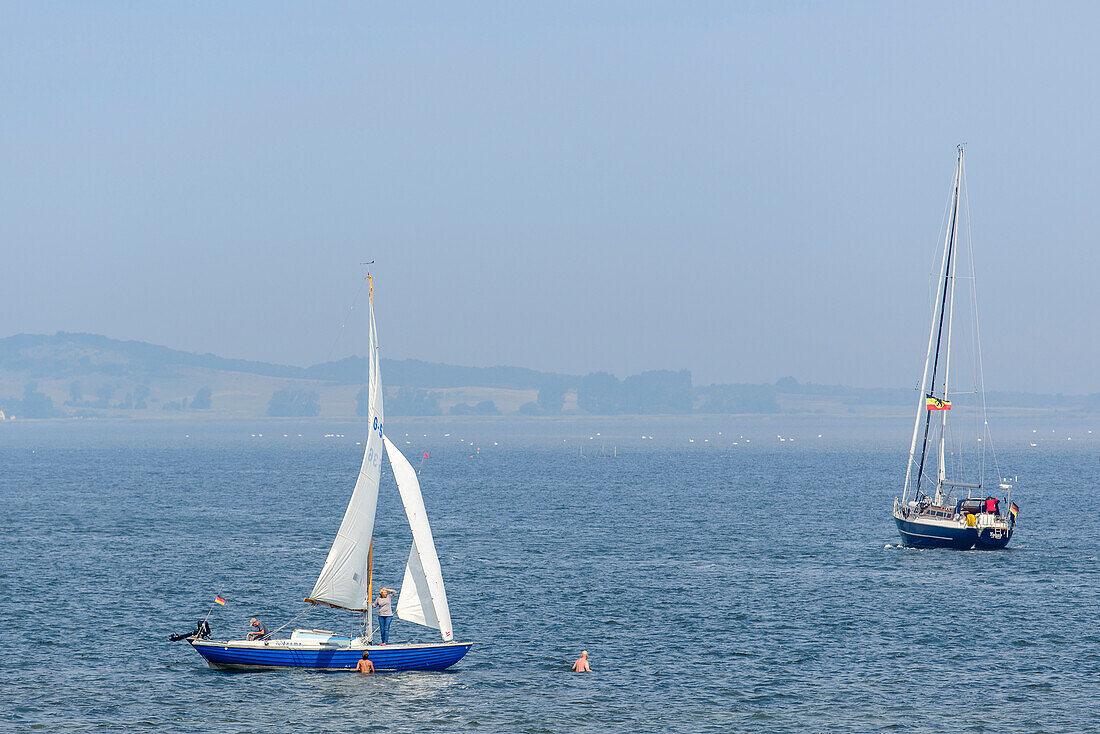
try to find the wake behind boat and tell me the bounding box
[176,275,471,670]
[892,147,1020,550]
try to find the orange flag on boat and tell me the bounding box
[214,595,226,606]
[926,397,951,411]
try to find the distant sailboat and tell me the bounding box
[182,275,471,670]
[892,147,1019,550]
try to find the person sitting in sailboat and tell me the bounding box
[246,618,268,640]
[372,588,397,645]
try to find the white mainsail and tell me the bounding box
[383,435,454,642]
[306,280,384,611]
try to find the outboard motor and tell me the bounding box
[170,619,212,642]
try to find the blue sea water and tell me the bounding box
[1,416,1097,732]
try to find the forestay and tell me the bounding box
[306,286,385,611]
[383,435,454,642]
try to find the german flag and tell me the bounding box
[1010,502,1019,520]
[926,396,952,411]
[214,595,227,606]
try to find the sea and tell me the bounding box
[1,415,1097,732]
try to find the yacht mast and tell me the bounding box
[912,147,963,502]
[936,147,963,504]
[903,176,953,504]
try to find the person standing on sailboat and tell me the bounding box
[373,588,397,645]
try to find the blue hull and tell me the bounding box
[190,640,471,671]
[895,517,978,549]
[975,522,1015,549]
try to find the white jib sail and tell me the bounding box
[307,285,385,611]
[382,435,454,642]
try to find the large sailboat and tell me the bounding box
[181,276,471,670]
[892,147,1019,550]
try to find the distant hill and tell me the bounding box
[0,332,570,389]
[0,332,582,419]
[0,333,1097,420]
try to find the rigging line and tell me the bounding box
[962,160,983,488]
[322,277,369,367]
[928,166,956,314]
[962,158,999,485]
[915,155,961,500]
[268,604,315,638]
[905,164,959,502]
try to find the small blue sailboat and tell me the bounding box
[892,147,1019,549]
[179,276,471,670]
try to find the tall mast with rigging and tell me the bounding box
[936,147,962,504]
[904,146,963,504]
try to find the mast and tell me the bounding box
[936,147,962,504]
[912,147,963,503]
[903,171,954,503]
[305,272,385,612]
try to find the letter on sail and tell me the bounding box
[382,435,454,642]
[305,285,384,611]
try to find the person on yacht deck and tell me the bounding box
[373,588,396,645]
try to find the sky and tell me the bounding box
[2,2,1098,393]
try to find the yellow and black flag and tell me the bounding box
[926,396,952,411]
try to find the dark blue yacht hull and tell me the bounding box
[975,520,1015,549]
[895,517,978,549]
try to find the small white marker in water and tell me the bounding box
[818,434,822,438]
[444,433,451,437]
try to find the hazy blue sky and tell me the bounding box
[2,2,1097,392]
